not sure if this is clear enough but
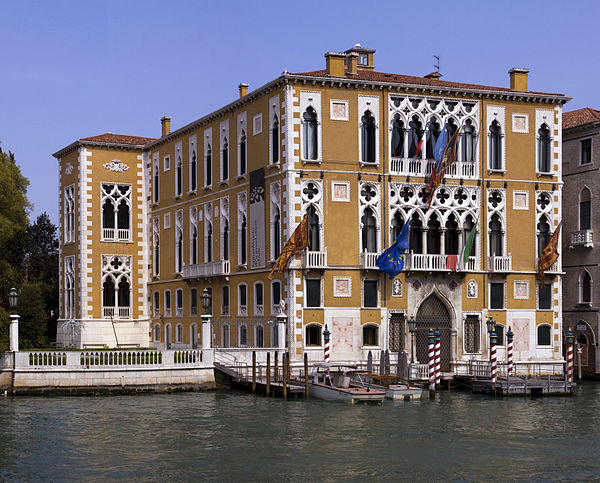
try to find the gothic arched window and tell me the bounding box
[538,123,551,173]
[307,205,320,251]
[302,107,318,160]
[361,207,377,253]
[361,110,376,163]
[391,116,404,158]
[580,188,591,230]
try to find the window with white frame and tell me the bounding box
[537,325,551,346]
[165,324,172,348]
[362,324,379,346]
[175,142,183,197]
[64,185,75,244]
[220,121,229,182]
[270,182,281,261]
[190,207,198,265]
[487,106,505,171]
[238,112,247,177]
[153,153,160,203]
[580,187,591,230]
[240,324,248,346]
[539,282,552,310]
[490,281,505,309]
[255,324,264,348]
[305,324,322,346]
[358,96,379,164]
[154,324,160,342]
[153,291,160,317]
[494,324,505,346]
[306,279,321,308]
[176,288,183,317]
[101,184,131,241]
[300,91,321,161]
[238,283,247,316]
[269,95,280,165]
[153,217,160,276]
[221,285,229,315]
[271,280,281,314]
[363,279,378,308]
[254,282,264,316]
[238,192,247,266]
[64,256,75,319]
[537,215,551,257]
[190,287,197,316]
[189,136,197,193]
[204,128,212,188]
[222,324,230,348]
[164,290,171,317]
[220,198,229,261]
[537,123,551,173]
[175,210,183,273]
[464,315,480,354]
[101,255,131,318]
[176,324,183,343]
[204,203,213,263]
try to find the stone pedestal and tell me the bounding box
[277,314,287,349]
[9,314,19,352]
[201,314,212,349]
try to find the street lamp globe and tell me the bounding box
[200,288,211,315]
[8,288,18,312]
[486,315,495,334]
[408,315,417,333]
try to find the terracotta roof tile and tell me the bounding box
[79,133,156,146]
[290,69,564,96]
[563,108,600,130]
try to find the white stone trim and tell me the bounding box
[358,95,380,164]
[330,99,349,121]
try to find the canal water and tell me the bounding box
[1,383,600,481]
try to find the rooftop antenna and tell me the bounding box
[433,55,440,73]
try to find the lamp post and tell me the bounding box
[200,288,212,349]
[8,288,19,352]
[408,315,417,364]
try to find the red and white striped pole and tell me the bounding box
[434,329,441,386]
[507,326,514,377]
[428,329,435,393]
[566,328,574,383]
[323,324,331,363]
[490,328,497,386]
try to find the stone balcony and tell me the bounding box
[570,230,593,248]
[488,255,512,273]
[405,253,477,271]
[390,157,477,179]
[360,251,379,269]
[182,260,230,279]
[301,249,327,269]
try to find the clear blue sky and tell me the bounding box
[1,0,598,225]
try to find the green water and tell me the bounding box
[1,383,599,481]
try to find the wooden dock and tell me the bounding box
[471,376,575,396]
[214,362,305,398]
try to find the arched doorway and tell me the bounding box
[415,293,452,371]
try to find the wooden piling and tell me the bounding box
[274,351,279,382]
[282,353,287,399]
[304,352,309,400]
[252,351,256,393]
[266,352,271,397]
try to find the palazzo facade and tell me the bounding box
[53,44,569,371]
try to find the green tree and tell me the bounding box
[17,283,48,349]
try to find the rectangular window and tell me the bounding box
[176,289,183,317]
[255,283,263,306]
[64,185,75,243]
[306,279,321,307]
[490,282,504,309]
[190,288,198,316]
[495,324,505,346]
[239,284,247,315]
[581,139,592,165]
[539,283,552,310]
[363,280,378,308]
[464,315,480,353]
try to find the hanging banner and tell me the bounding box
[249,168,266,268]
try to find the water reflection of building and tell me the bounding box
[562,108,600,375]
[52,44,569,371]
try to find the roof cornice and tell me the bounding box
[52,140,146,159]
[284,74,571,105]
[563,121,600,134]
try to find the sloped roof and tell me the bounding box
[563,108,600,130]
[79,133,156,145]
[290,69,564,97]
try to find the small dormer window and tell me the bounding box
[358,54,368,66]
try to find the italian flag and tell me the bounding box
[458,221,478,271]
[414,131,427,157]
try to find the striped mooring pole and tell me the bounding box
[434,329,441,386]
[428,329,435,392]
[323,324,331,363]
[490,328,497,386]
[567,328,574,383]
[507,326,514,377]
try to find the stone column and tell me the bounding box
[9,314,19,352]
[201,314,212,349]
[277,313,287,349]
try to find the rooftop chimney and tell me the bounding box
[238,83,248,98]
[346,52,359,75]
[161,116,171,136]
[324,51,346,77]
[509,68,529,92]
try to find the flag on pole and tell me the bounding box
[267,214,310,280]
[437,127,460,173]
[376,221,410,280]
[538,222,561,289]
[414,130,427,157]
[433,126,448,166]
[458,221,478,271]
[424,166,444,209]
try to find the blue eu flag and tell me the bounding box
[376,221,410,280]
[433,125,447,168]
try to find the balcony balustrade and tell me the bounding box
[570,230,593,248]
[102,228,131,242]
[404,253,477,272]
[360,251,379,269]
[103,306,131,318]
[302,248,327,269]
[182,260,230,279]
[389,157,477,179]
[488,255,512,273]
